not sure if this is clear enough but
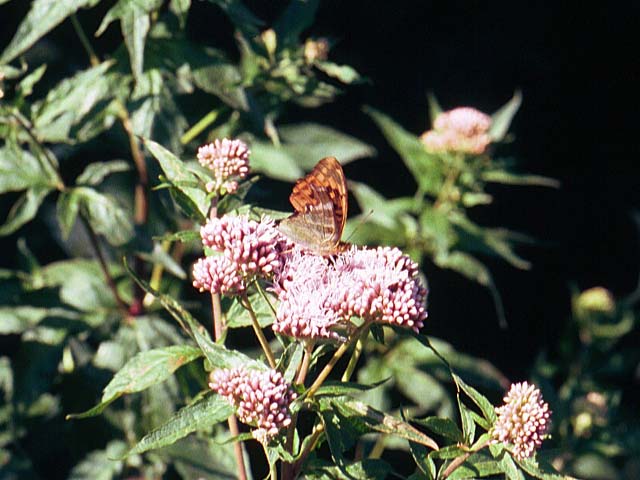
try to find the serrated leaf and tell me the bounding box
[226,292,275,328]
[278,123,375,170]
[313,379,388,398]
[323,397,439,450]
[273,0,319,46]
[498,451,525,480]
[192,60,248,110]
[96,0,163,80]
[489,91,522,142]
[75,187,133,246]
[126,393,233,455]
[32,61,123,143]
[305,459,392,480]
[0,0,101,64]
[144,138,208,220]
[365,106,444,195]
[413,417,464,443]
[123,261,265,372]
[67,345,202,419]
[153,229,200,243]
[76,160,131,186]
[410,441,436,479]
[0,186,51,236]
[446,452,503,480]
[0,145,58,193]
[453,374,497,424]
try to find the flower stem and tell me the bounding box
[440,438,490,479]
[181,108,221,145]
[341,326,369,382]
[296,340,314,386]
[242,294,277,368]
[306,323,369,398]
[71,14,99,66]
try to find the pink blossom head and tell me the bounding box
[272,250,347,340]
[209,367,297,443]
[197,138,250,194]
[193,215,288,296]
[492,381,552,460]
[421,107,492,154]
[272,246,428,340]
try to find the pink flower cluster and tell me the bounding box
[492,381,551,460]
[209,367,297,443]
[192,215,288,296]
[197,138,250,194]
[420,107,492,154]
[272,246,428,340]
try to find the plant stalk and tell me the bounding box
[242,294,277,368]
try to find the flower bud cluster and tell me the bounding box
[420,107,492,154]
[197,138,250,194]
[209,367,297,443]
[492,381,551,460]
[193,215,288,296]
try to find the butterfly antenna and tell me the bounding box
[344,209,374,244]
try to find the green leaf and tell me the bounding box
[0,186,51,236]
[249,141,303,181]
[323,397,439,450]
[426,92,443,124]
[56,190,80,240]
[516,454,567,480]
[40,259,120,313]
[192,59,248,111]
[144,138,208,221]
[67,345,202,419]
[445,452,503,480]
[498,451,525,480]
[305,459,392,480]
[315,61,362,84]
[96,0,163,80]
[410,442,436,479]
[395,368,449,412]
[169,0,191,28]
[412,417,464,443]
[68,440,127,480]
[207,0,264,37]
[76,160,131,186]
[365,106,444,195]
[226,292,275,328]
[312,379,388,398]
[458,400,476,444]
[279,123,375,170]
[0,0,101,64]
[489,91,522,142]
[137,243,187,280]
[126,393,233,456]
[273,0,320,46]
[32,61,123,143]
[453,374,497,424]
[481,170,560,188]
[0,145,59,194]
[75,187,134,246]
[123,261,265,372]
[0,306,81,334]
[16,64,47,98]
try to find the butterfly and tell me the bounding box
[278,156,350,256]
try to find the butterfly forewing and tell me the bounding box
[278,157,349,256]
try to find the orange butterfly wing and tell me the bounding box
[278,157,349,256]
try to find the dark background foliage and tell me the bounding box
[1,0,638,393]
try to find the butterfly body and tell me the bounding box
[278,157,349,256]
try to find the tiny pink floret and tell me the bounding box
[197,138,250,194]
[421,107,492,154]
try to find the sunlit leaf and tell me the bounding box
[74,187,134,246]
[0,186,52,236]
[16,64,47,98]
[67,441,127,480]
[76,160,131,186]
[0,306,81,334]
[365,106,443,195]
[0,0,101,64]
[489,91,522,142]
[67,345,202,419]
[126,393,233,455]
[226,292,275,328]
[315,61,362,84]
